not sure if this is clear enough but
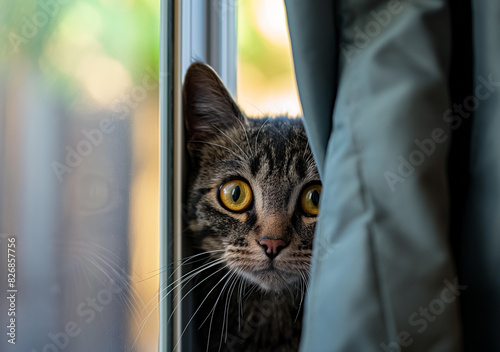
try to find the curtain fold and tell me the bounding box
[284,0,485,350]
[284,0,337,176]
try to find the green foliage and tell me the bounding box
[237,0,292,80]
[1,0,160,88]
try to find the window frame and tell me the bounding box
[159,1,237,351]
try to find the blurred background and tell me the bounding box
[237,0,301,116]
[0,0,298,351]
[0,1,161,351]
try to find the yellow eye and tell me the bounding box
[219,180,253,212]
[300,183,322,216]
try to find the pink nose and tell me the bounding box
[258,237,288,260]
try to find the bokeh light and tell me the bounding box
[237,0,302,117]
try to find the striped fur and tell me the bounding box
[183,63,319,352]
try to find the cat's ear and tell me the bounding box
[183,62,247,141]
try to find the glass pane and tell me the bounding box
[237,0,301,116]
[0,1,160,351]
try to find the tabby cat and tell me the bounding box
[183,62,320,352]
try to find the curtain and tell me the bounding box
[285,0,499,351]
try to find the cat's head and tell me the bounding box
[183,62,320,293]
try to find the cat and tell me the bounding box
[182,62,320,352]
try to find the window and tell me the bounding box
[163,1,238,350]
[162,1,300,351]
[0,1,298,351]
[237,0,301,116]
[1,1,160,351]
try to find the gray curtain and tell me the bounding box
[285,0,499,351]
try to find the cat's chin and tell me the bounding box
[238,268,300,293]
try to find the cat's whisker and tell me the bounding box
[85,258,140,322]
[137,249,225,284]
[293,128,308,140]
[132,259,228,350]
[205,293,221,352]
[74,257,95,293]
[79,252,142,323]
[70,261,82,301]
[142,257,226,313]
[189,140,246,162]
[168,256,225,288]
[141,250,216,275]
[170,263,215,305]
[205,270,239,352]
[306,152,316,166]
[85,251,145,312]
[303,141,310,158]
[140,259,224,324]
[237,275,245,331]
[198,269,236,329]
[182,249,226,258]
[272,124,291,144]
[206,159,245,170]
[295,271,307,323]
[168,263,229,323]
[301,270,308,291]
[72,239,147,285]
[210,124,251,161]
[284,274,295,305]
[243,282,258,301]
[230,275,243,332]
[173,269,235,352]
[176,250,226,267]
[303,270,311,292]
[253,116,271,156]
[237,116,254,158]
[222,270,240,346]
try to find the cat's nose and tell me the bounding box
[258,237,288,260]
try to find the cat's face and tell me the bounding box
[183,63,320,292]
